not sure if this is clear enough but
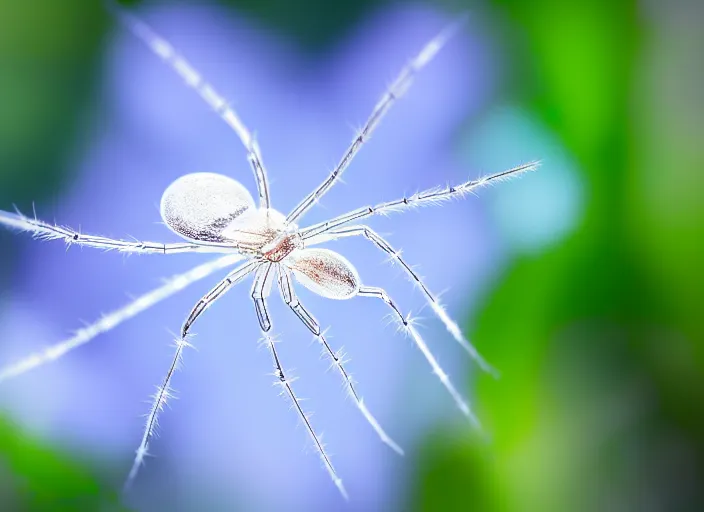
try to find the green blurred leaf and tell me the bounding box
[0,415,126,512]
[0,0,107,207]
[417,0,704,510]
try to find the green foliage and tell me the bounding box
[0,0,107,207]
[118,0,386,49]
[414,0,704,510]
[0,416,126,512]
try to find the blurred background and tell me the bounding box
[0,0,702,511]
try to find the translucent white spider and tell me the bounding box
[0,4,538,499]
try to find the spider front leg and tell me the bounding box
[357,286,480,428]
[108,2,271,208]
[125,259,257,491]
[285,18,465,224]
[300,161,540,240]
[0,209,233,254]
[307,225,498,377]
[277,267,404,455]
[0,254,244,384]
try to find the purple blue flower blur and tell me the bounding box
[0,3,501,510]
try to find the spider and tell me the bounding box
[0,4,537,499]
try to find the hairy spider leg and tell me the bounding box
[108,1,271,208]
[0,254,244,383]
[251,268,346,498]
[285,17,467,225]
[125,260,258,491]
[261,332,347,499]
[277,267,403,455]
[0,209,238,254]
[308,225,498,376]
[357,286,480,428]
[301,161,540,240]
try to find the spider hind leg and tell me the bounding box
[277,267,403,455]
[358,285,481,428]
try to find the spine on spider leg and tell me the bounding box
[0,209,100,248]
[454,160,541,195]
[0,208,69,241]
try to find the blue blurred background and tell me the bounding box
[0,0,702,511]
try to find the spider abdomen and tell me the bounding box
[285,248,359,300]
[161,173,255,242]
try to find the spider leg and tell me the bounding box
[306,225,497,377]
[181,260,260,338]
[251,263,275,332]
[0,209,237,254]
[124,259,257,491]
[263,331,347,500]
[0,254,244,384]
[285,18,465,225]
[301,161,540,239]
[107,2,271,208]
[277,267,403,455]
[357,286,480,428]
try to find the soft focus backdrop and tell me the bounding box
[0,0,702,511]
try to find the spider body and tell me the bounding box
[162,171,364,327]
[0,3,539,499]
[161,171,357,310]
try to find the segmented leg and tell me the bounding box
[301,161,539,239]
[263,332,347,499]
[181,261,260,337]
[285,18,467,224]
[107,2,271,208]
[0,209,234,254]
[277,268,403,455]
[277,267,319,334]
[357,286,480,428]
[307,225,497,376]
[125,259,257,491]
[0,254,244,383]
[251,263,275,332]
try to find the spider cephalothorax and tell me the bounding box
[0,2,538,499]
